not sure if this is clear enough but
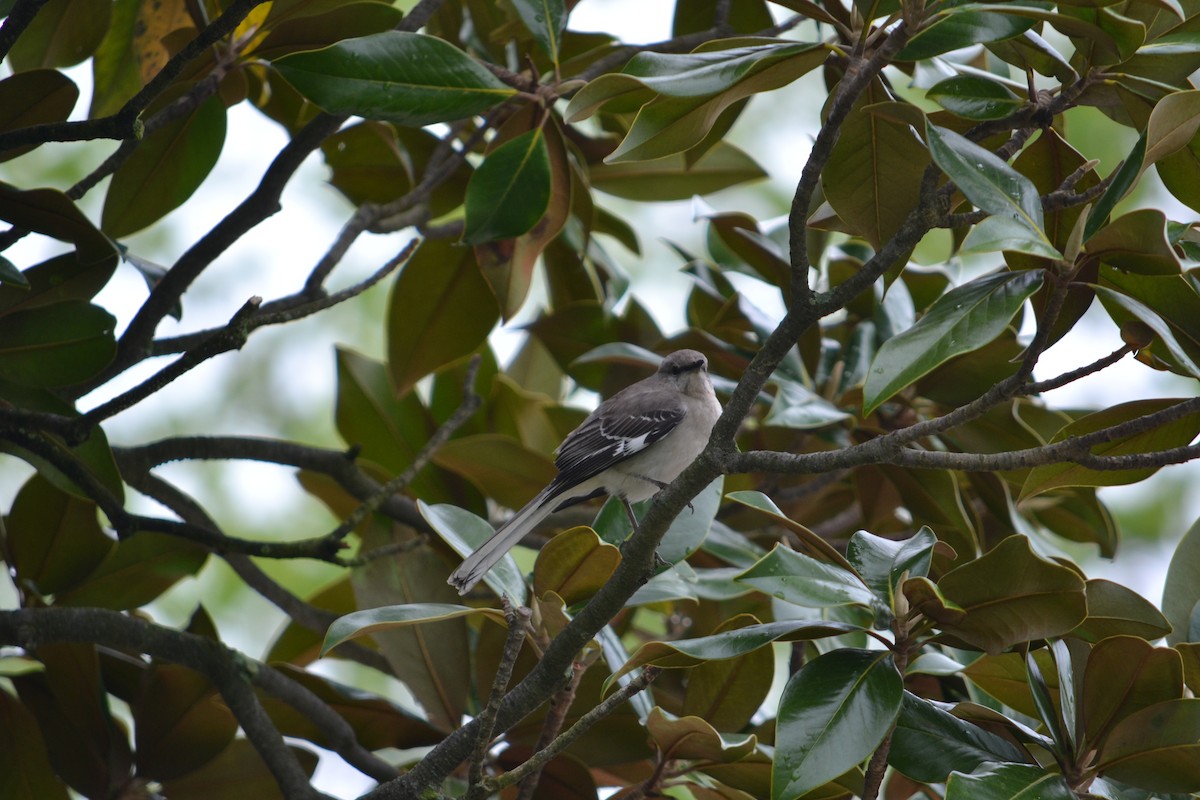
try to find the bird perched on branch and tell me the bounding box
[448,349,722,595]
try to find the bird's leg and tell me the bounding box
[618,496,671,571]
[620,496,641,531]
[632,473,694,512]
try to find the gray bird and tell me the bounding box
[448,349,722,595]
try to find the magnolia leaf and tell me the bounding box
[889,692,1031,783]
[463,128,552,245]
[1164,515,1200,646]
[386,238,498,397]
[863,269,1044,415]
[944,762,1075,800]
[274,31,516,125]
[926,123,1058,258]
[927,75,1023,120]
[322,603,507,655]
[737,544,876,610]
[512,0,565,64]
[1020,398,1200,499]
[908,535,1087,655]
[774,649,902,800]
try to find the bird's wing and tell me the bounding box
[549,387,686,494]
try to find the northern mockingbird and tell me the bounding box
[448,349,722,595]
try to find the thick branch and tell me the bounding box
[0,607,332,800]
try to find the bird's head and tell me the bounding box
[658,349,712,395]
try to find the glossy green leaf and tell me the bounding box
[335,348,473,508]
[133,663,237,780]
[463,128,552,245]
[607,44,827,162]
[889,691,1031,783]
[962,213,1065,259]
[646,707,757,762]
[1026,645,1069,750]
[1020,398,1200,499]
[1099,267,1200,358]
[0,70,78,162]
[55,532,208,610]
[101,94,226,237]
[1095,285,1200,377]
[350,518,472,731]
[1164,515,1200,646]
[0,257,27,288]
[928,75,1023,121]
[764,377,851,429]
[898,7,1037,60]
[908,535,1087,655]
[421,501,527,602]
[386,238,498,397]
[11,643,130,798]
[846,527,936,610]
[322,602,507,655]
[0,380,125,502]
[1082,636,1183,752]
[512,0,565,63]
[88,0,148,118]
[433,434,555,511]
[588,141,767,200]
[944,762,1075,800]
[476,119,572,319]
[320,120,411,206]
[250,2,404,61]
[260,664,444,751]
[3,474,114,597]
[532,526,620,606]
[0,186,117,282]
[1085,209,1180,275]
[879,466,978,562]
[962,649,1056,719]
[824,98,929,249]
[863,269,1044,415]
[160,739,316,800]
[1074,579,1173,642]
[6,0,110,70]
[773,649,902,800]
[607,618,864,687]
[0,301,115,387]
[274,31,516,125]
[737,544,876,610]
[1085,132,1146,239]
[1140,89,1200,173]
[682,615,774,733]
[568,41,823,113]
[926,123,1058,259]
[725,490,852,568]
[1098,698,1200,792]
[0,689,68,800]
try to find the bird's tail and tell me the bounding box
[448,488,557,595]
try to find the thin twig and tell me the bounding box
[1026,344,1134,394]
[0,0,267,154]
[466,602,532,799]
[327,354,483,543]
[487,668,660,794]
[513,658,588,800]
[126,467,393,673]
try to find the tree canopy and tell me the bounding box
[2,0,1200,798]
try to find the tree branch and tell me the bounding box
[0,607,334,800]
[0,0,268,154]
